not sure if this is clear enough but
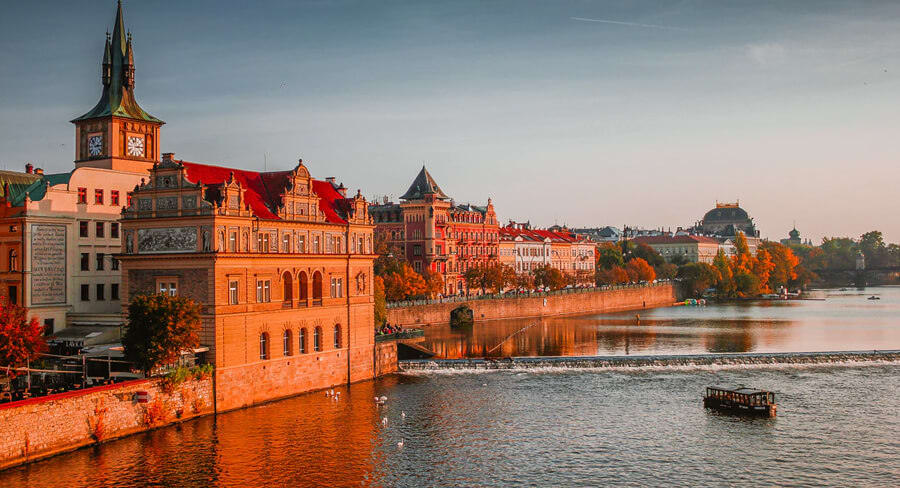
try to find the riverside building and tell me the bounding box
[0,3,156,335]
[370,166,500,295]
[499,223,595,284]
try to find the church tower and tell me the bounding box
[71,1,163,172]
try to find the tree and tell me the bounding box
[421,269,444,298]
[374,276,387,327]
[625,257,656,282]
[752,248,775,293]
[596,265,630,285]
[383,263,427,301]
[655,262,678,280]
[676,262,720,297]
[123,293,201,375]
[631,243,665,267]
[734,271,760,297]
[500,265,518,292]
[713,249,736,297]
[760,241,800,290]
[595,243,624,270]
[0,300,46,377]
[532,265,567,290]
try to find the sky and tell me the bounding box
[2,0,899,243]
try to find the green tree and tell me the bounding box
[631,243,664,267]
[676,262,720,297]
[655,262,678,280]
[713,249,736,297]
[595,243,624,270]
[123,293,202,375]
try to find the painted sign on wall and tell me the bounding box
[31,224,67,305]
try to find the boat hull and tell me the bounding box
[703,398,777,417]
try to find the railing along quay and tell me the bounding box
[386,280,674,309]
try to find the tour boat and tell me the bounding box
[703,386,777,417]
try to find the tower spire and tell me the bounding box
[124,31,135,88]
[102,31,112,86]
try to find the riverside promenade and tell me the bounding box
[399,350,900,371]
[386,282,680,327]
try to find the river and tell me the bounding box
[2,288,898,487]
[422,287,900,358]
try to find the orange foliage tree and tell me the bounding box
[0,300,46,377]
[382,263,427,301]
[596,265,630,285]
[625,258,656,282]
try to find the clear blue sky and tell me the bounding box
[2,0,900,243]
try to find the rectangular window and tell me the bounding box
[314,235,321,253]
[77,187,87,204]
[282,234,290,253]
[256,280,271,302]
[43,318,54,336]
[297,235,306,253]
[229,232,237,252]
[127,194,133,208]
[79,221,89,238]
[8,286,17,305]
[94,189,104,205]
[228,280,239,304]
[96,283,105,301]
[111,258,119,271]
[96,253,104,270]
[414,244,422,256]
[326,235,334,253]
[95,221,105,238]
[80,253,89,271]
[80,284,90,301]
[330,278,343,298]
[158,280,178,296]
[111,283,119,301]
[110,190,120,206]
[257,233,270,253]
[110,222,119,239]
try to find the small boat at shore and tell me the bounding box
[703,386,777,417]
[868,296,880,300]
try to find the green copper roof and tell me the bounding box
[1,171,72,207]
[71,1,162,124]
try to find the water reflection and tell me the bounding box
[423,287,900,358]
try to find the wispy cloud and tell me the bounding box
[570,17,687,31]
[745,43,787,66]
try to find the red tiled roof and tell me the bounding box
[179,161,347,223]
[500,226,580,243]
[633,235,719,245]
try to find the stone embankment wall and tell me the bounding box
[400,350,900,371]
[0,376,213,471]
[375,341,398,376]
[387,283,680,327]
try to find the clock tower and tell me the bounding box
[72,1,163,173]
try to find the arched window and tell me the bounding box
[259,332,269,360]
[299,328,307,353]
[333,324,342,349]
[283,329,293,356]
[298,271,308,301]
[313,326,322,352]
[312,271,323,303]
[282,271,293,303]
[8,250,17,271]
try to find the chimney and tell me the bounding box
[35,168,44,175]
[162,152,174,163]
[25,163,33,174]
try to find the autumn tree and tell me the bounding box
[122,293,201,375]
[383,263,427,301]
[625,257,656,282]
[373,276,387,327]
[0,300,46,377]
[532,265,567,290]
[655,262,678,280]
[713,249,736,297]
[631,243,665,267]
[759,241,800,290]
[596,265,630,285]
[421,269,445,298]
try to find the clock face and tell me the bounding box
[88,135,103,157]
[127,136,145,157]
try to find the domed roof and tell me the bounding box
[703,205,749,222]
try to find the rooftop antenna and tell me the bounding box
[263,152,268,172]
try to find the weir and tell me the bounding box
[399,350,900,371]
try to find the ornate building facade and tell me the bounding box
[499,223,595,284]
[370,166,500,295]
[119,155,376,411]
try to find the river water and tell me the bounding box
[3,288,899,487]
[422,287,900,358]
